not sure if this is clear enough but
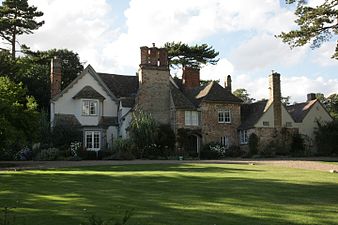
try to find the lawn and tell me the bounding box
[1,163,338,225]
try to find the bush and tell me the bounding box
[248,133,259,156]
[200,142,225,159]
[259,141,277,157]
[35,148,59,160]
[14,147,32,160]
[315,120,338,156]
[224,146,245,157]
[109,139,135,160]
[290,133,305,156]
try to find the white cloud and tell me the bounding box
[231,34,307,72]
[311,41,338,67]
[231,73,338,102]
[200,58,234,85]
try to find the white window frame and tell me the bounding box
[185,111,199,126]
[82,99,99,116]
[285,122,292,127]
[240,130,248,144]
[220,136,229,149]
[85,131,101,151]
[218,110,231,123]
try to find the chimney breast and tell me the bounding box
[225,75,232,92]
[269,72,282,127]
[51,57,62,98]
[307,93,316,101]
[182,66,200,89]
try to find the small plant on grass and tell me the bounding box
[1,206,16,225]
[81,209,133,225]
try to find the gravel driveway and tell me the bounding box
[1,158,338,172]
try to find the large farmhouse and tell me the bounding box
[50,45,333,153]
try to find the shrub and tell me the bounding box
[248,133,259,156]
[259,141,277,157]
[315,120,338,156]
[224,145,245,157]
[200,142,225,159]
[14,147,32,160]
[110,139,135,160]
[290,133,305,156]
[35,148,59,161]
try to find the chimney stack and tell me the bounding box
[224,75,232,92]
[51,57,62,98]
[268,72,282,127]
[182,66,200,89]
[140,44,168,68]
[307,93,316,102]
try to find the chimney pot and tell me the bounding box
[307,93,316,101]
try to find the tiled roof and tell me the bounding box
[98,73,138,98]
[239,100,268,130]
[287,99,317,123]
[98,116,118,128]
[120,97,135,108]
[54,114,81,127]
[195,81,243,103]
[73,86,105,100]
[170,84,196,109]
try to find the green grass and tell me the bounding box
[1,163,338,225]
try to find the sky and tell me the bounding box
[1,0,337,103]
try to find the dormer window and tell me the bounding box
[82,100,98,116]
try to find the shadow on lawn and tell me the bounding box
[1,164,338,225]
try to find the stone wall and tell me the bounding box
[136,67,170,124]
[200,102,241,146]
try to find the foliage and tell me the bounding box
[281,96,291,106]
[200,142,225,159]
[129,110,158,158]
[51,122,82,150]
[14,146,32,160]
[248,133,259,156]
[164,41,219,69]
[14,49,83,110]
[315,120,338,156]
[0,76,39,160]
[290,133,306,156]
[0,206,16,225]
[315,92,338,119]
[110,138,135,160]
[0,0,44,59]
[154,124,176,158]
[34,148,59,161]
[233,88,255,103]
[278,0,338,59]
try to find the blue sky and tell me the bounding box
[1,0,337,102]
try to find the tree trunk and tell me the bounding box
[11,29,16,60]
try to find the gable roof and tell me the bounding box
[287,99,318,123]
[51,65,118,102]
[120,97,135,108]
[195,81,243,103]
[73,86,105,100]
[239,100,268,129]
[98,73,138,98]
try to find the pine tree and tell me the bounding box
[278,0,338,59]
[0,0,44,59]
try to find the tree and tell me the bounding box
[164,41,219,68]
[278,0,338,59]
[0,76,39,159]
[0,0,44,59]
[233,88,255,103]
[315,92,338,119]
[14,49,84,110]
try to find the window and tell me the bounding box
[185,111,199,126]
[240,130,248,144]
[218,110,231,123]
[85,131,100,150]
[285,122,292,127]
[82,100,98,116]
[220,136,229,149]
[263,121,270,126]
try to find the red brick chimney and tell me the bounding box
[140,43,168,68]
[268,71,282,127]
[51,57,62,98]
[182,66,200,89]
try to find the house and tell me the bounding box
[50,44,333,153]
